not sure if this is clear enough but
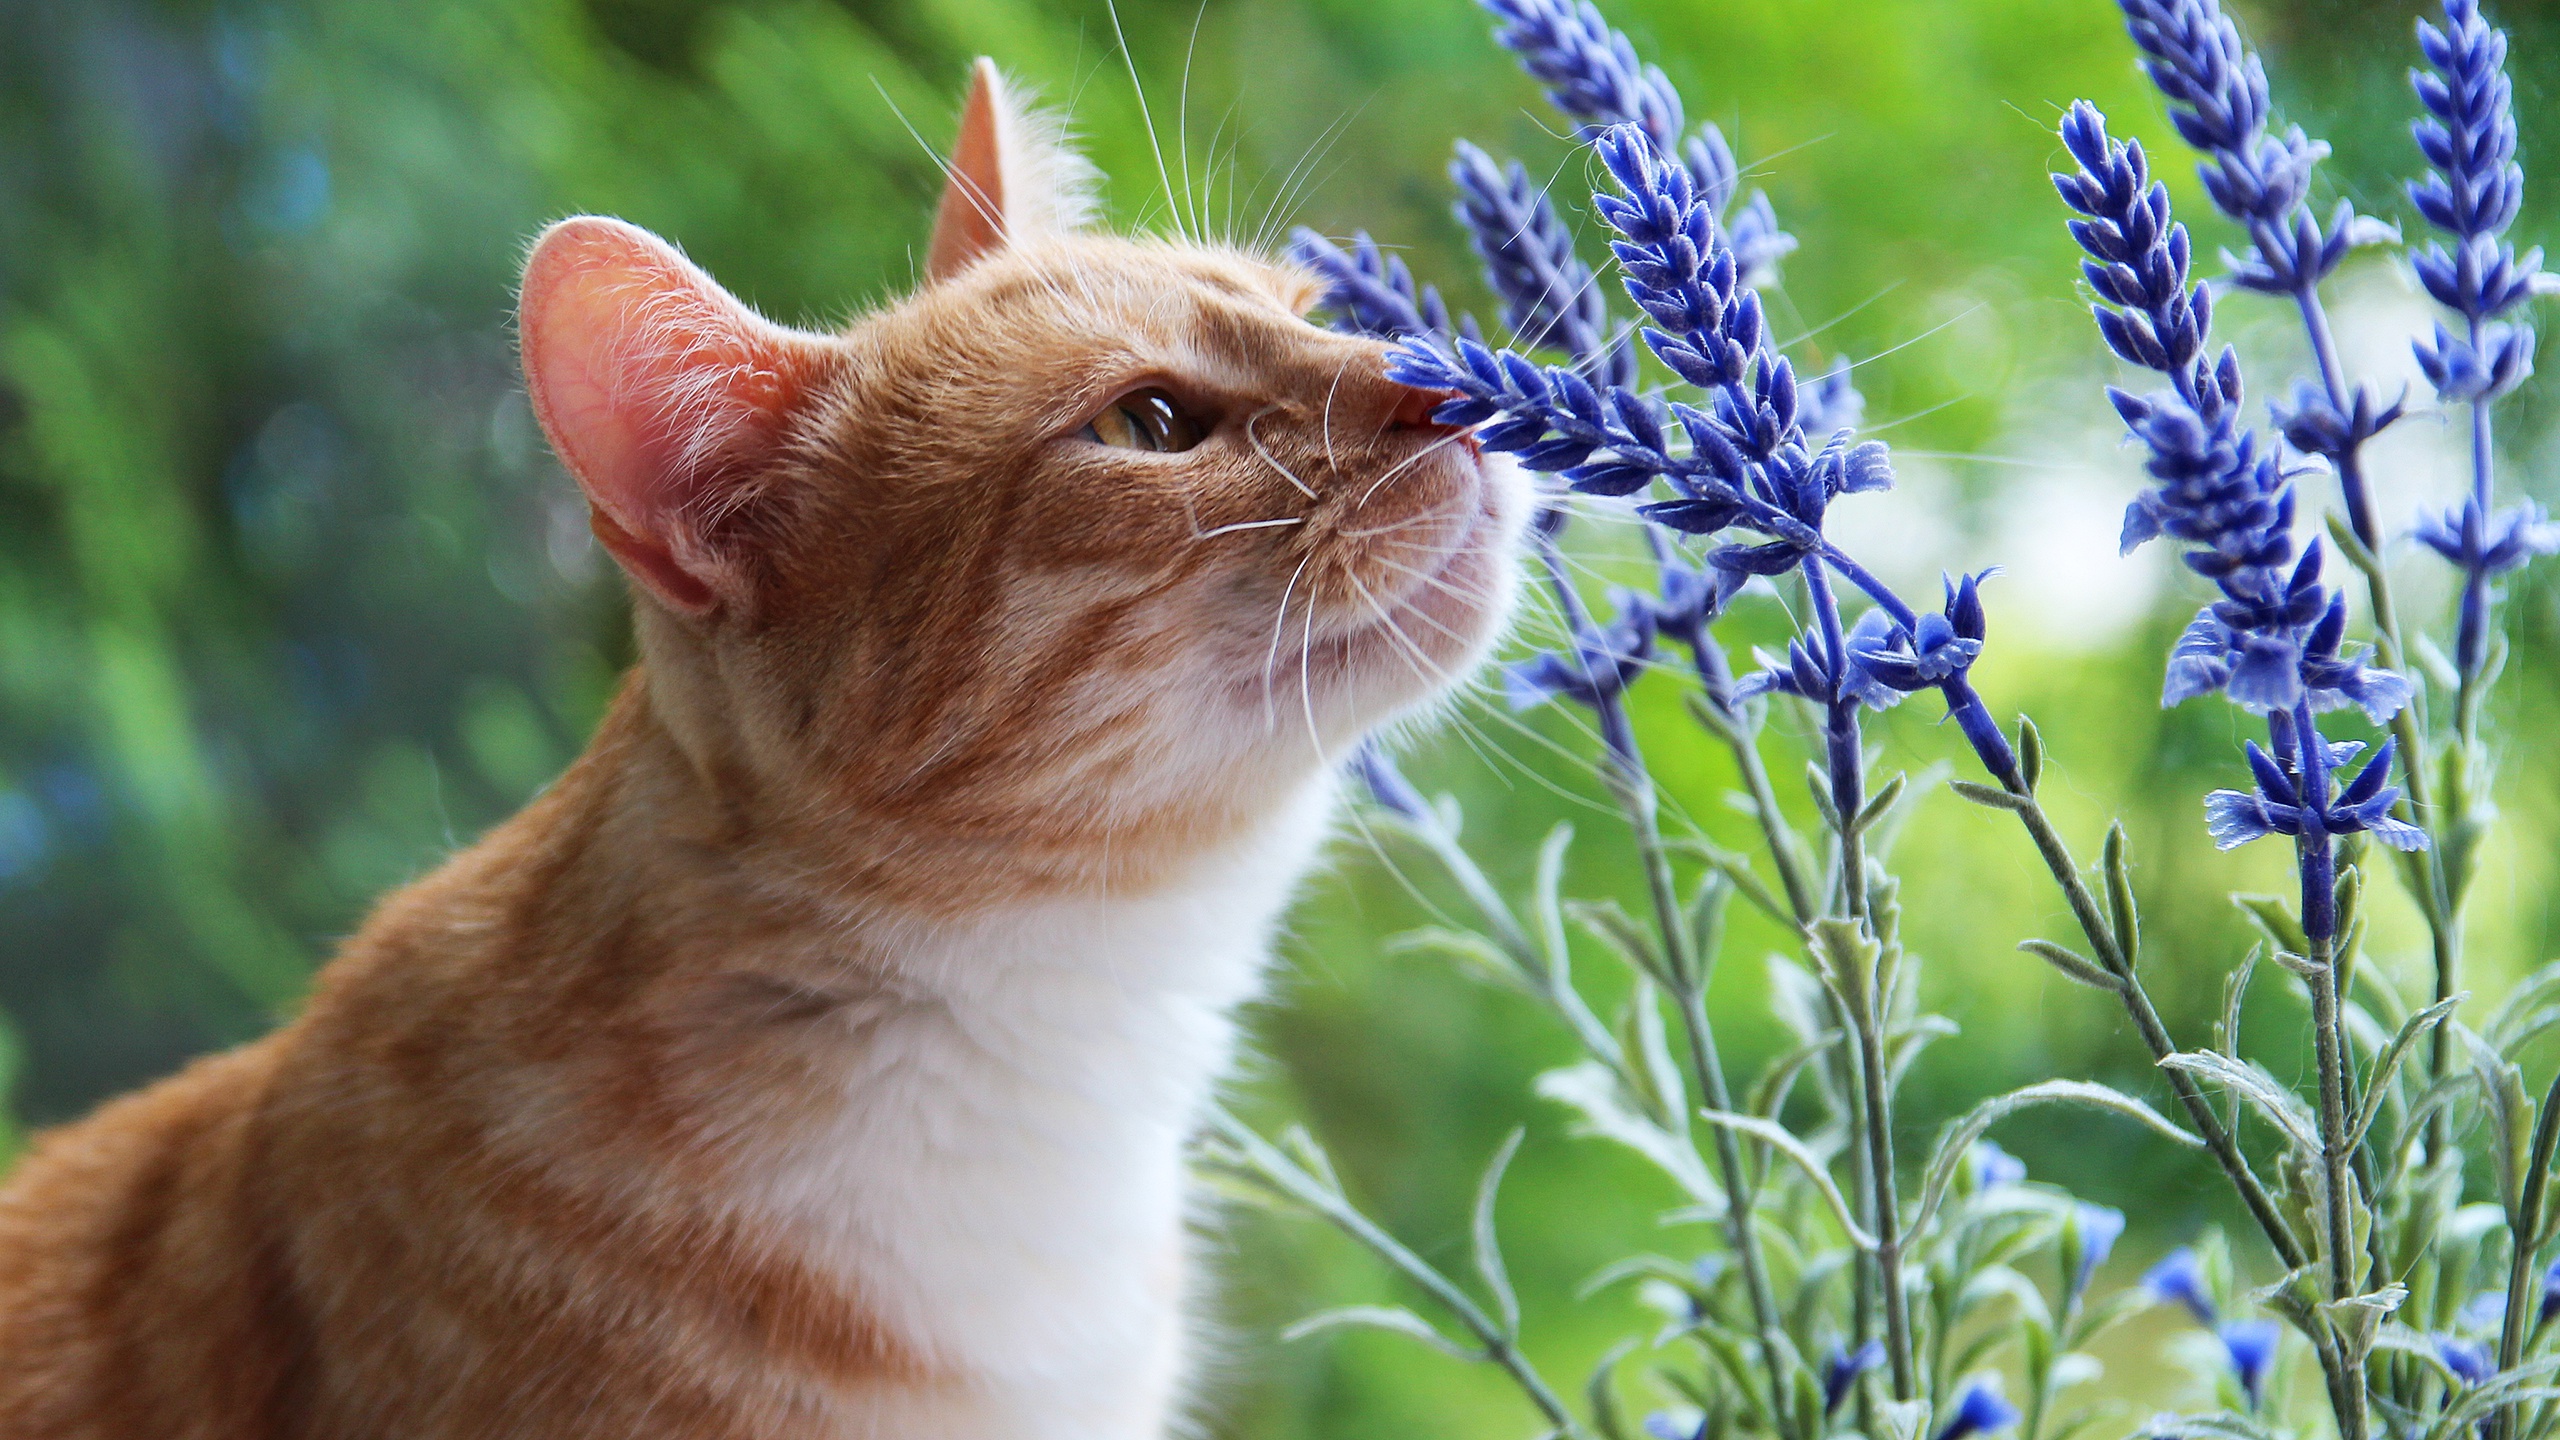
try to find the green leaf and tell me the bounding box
[1877,1398,1934,1440]
[2158,1051,2321,1160]
[1673,837,1792,926]
[1537,1062,1721,1207]
[1530,823,1577,981]
[2102,821,2139,965]
[2230,894,2309,958]
[1281,1304,1476,1361]
[1695,1108,1877,1249]
[1950,779,2029,812]
[2319,1283,2406,1365]
[1747,1031,1845,1120]
[1913,1080,2201,1230]
[1471,1129,1525,1338]
[2488,961,2560,1050]
[1805,761,1845,833]
[2217,943,2262,1057]
[1567,898,1667,986]
[2352,992,2468,1147]
[2464,1025,2532,1213]
[1389,927,1534,995]
[2018,714,2045,793]
[1854,770,1909,834]
[1808,916,1882,1020]
[1585,1340,1639,1440]
[2017,938,2122,992]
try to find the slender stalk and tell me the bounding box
[1991,770,2310,1272]
[1208,1112,1592,1440]
[2493,1069,2560,1440]
[1631,767,1795,1440]
[1541,538,1796,1439]
[1850,988,1913,1399]
[2296,285,2467,1150]
[2308,935,2370,1440]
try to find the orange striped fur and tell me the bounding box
[0,59,1525,1440]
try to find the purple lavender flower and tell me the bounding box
[1969,1140,2027,1191]
[1481,0,1683,149]
[1935,1381,2020,1440]
[1390,122,2016,782]
[2438,1334,2494,1387]
[1735,610,1906,714]
[2055,101,2424,921]
[2066,1204,2126,1304]
[1822,1340,1885,1416]
[2204,728,2425,852]
[1505,592,1659,714]
[2119,0,2383,294]
[2542,1257,2560,1324]
[1450,141,1635,387]
[2118,0,2404,555]
[1475,0,1798,288]
[2406,0,2559,675]
[1351,744,1431,825]
[1288,230,1456,341]
[2218,1319,2281,1407]
[2140,1245,2217,1325]
[1643,1414,1705,1440]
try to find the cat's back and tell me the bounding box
[0,1034,303,1439]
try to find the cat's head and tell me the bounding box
[517,61,1525,898]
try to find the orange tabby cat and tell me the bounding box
[0,60,1524,1440]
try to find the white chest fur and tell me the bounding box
[744,778,1339,1438]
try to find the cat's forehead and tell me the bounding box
[843,235,1341,421]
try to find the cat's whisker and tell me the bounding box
[1249,107,1363,257]
[1246,406,1319,499]
[1190,515,1307,541]
[1176,0,1209,246]
[1260,549,1319,728]
[1356,427,1472,506]
[1105,0,1187,247]
[1296,602,1326,766]
[1320,359,1350,479]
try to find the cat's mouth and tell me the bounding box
[1321,445,1523,689]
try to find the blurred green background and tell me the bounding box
[4,0,2559,1433]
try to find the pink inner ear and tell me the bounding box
[519,216,828,612]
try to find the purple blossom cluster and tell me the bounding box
[2053,100,2422,924]
[2404,0,2560,673]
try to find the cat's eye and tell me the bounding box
[1078,388,1206,454]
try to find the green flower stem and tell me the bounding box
[2330,519,2465,1156]
[1609,755,1798,1440]
[1992,770,2312,1273]
[2494,1068,2560,1440]
[1206,1111,1591,1440]
[2308,936,2369,1440]
[1849,983,1914,1400]
[1408,820,1636,1092]
[1689,696,1820,926]
[1543,535,1796,1438]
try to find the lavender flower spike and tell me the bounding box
[1450,141,1634,387]
[1479,0,1796,282]
[2118,0,2403,545]
[2057,102,2423,899]
[2406,0,2560,676]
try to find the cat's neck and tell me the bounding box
[556,665,1334,1402]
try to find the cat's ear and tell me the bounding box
[925,58,1100,282]
[519,216,835,615]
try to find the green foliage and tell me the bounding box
[9,2,2560,1439]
